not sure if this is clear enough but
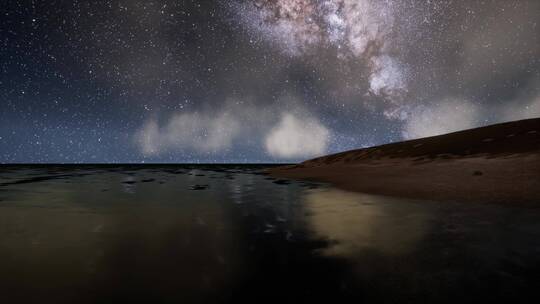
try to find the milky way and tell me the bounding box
[1,0,539,163]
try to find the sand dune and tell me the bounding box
[269,118,540,205]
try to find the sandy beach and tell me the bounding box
[270,118,540,205]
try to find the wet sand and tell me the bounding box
[270,118,540,204]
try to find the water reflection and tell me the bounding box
[0,172,249,303]
[0,166,539,303]
[304,188,431,257]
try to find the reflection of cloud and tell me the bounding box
[121,176,137,194]
[304,188,429,257]
[0,173,247,300]
[228,175,249,205]
[265,113,330,159]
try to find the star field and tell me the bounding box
[1,0,539,163]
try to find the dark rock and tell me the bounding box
[189,184,209,190]
[273,179,291,185]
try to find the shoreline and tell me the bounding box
[269,155,540,205]
[269,118,540,206]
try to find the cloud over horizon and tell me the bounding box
[265,113,330,159]
[135,98,331,160]
[135,110,242,156]
[4,0,537,163]
[402,99,480,140]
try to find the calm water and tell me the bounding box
[0,165,539,303]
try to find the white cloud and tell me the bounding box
[403,99,480,139]
[135,110,241,156]
[137,120,161,156]
[265,113,330,159]
[401,91,540,141]
[501,92,540,122]
[134,97,329,159]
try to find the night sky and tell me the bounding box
[1,1,539,163]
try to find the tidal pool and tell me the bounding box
[0,165,539,303]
